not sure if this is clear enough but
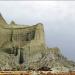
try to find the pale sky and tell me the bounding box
[0,1,75,61]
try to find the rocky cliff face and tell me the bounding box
[0,14,75,71]
[0,14,46,70]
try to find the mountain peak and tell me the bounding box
[0,13,7,26]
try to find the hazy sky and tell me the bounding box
[0,1,75,61]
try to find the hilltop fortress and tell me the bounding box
[0,14,75,71]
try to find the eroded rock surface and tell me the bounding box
[0,14,75,71]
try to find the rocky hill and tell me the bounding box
[0,13,75,71]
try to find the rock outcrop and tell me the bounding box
[0,14,75,71]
